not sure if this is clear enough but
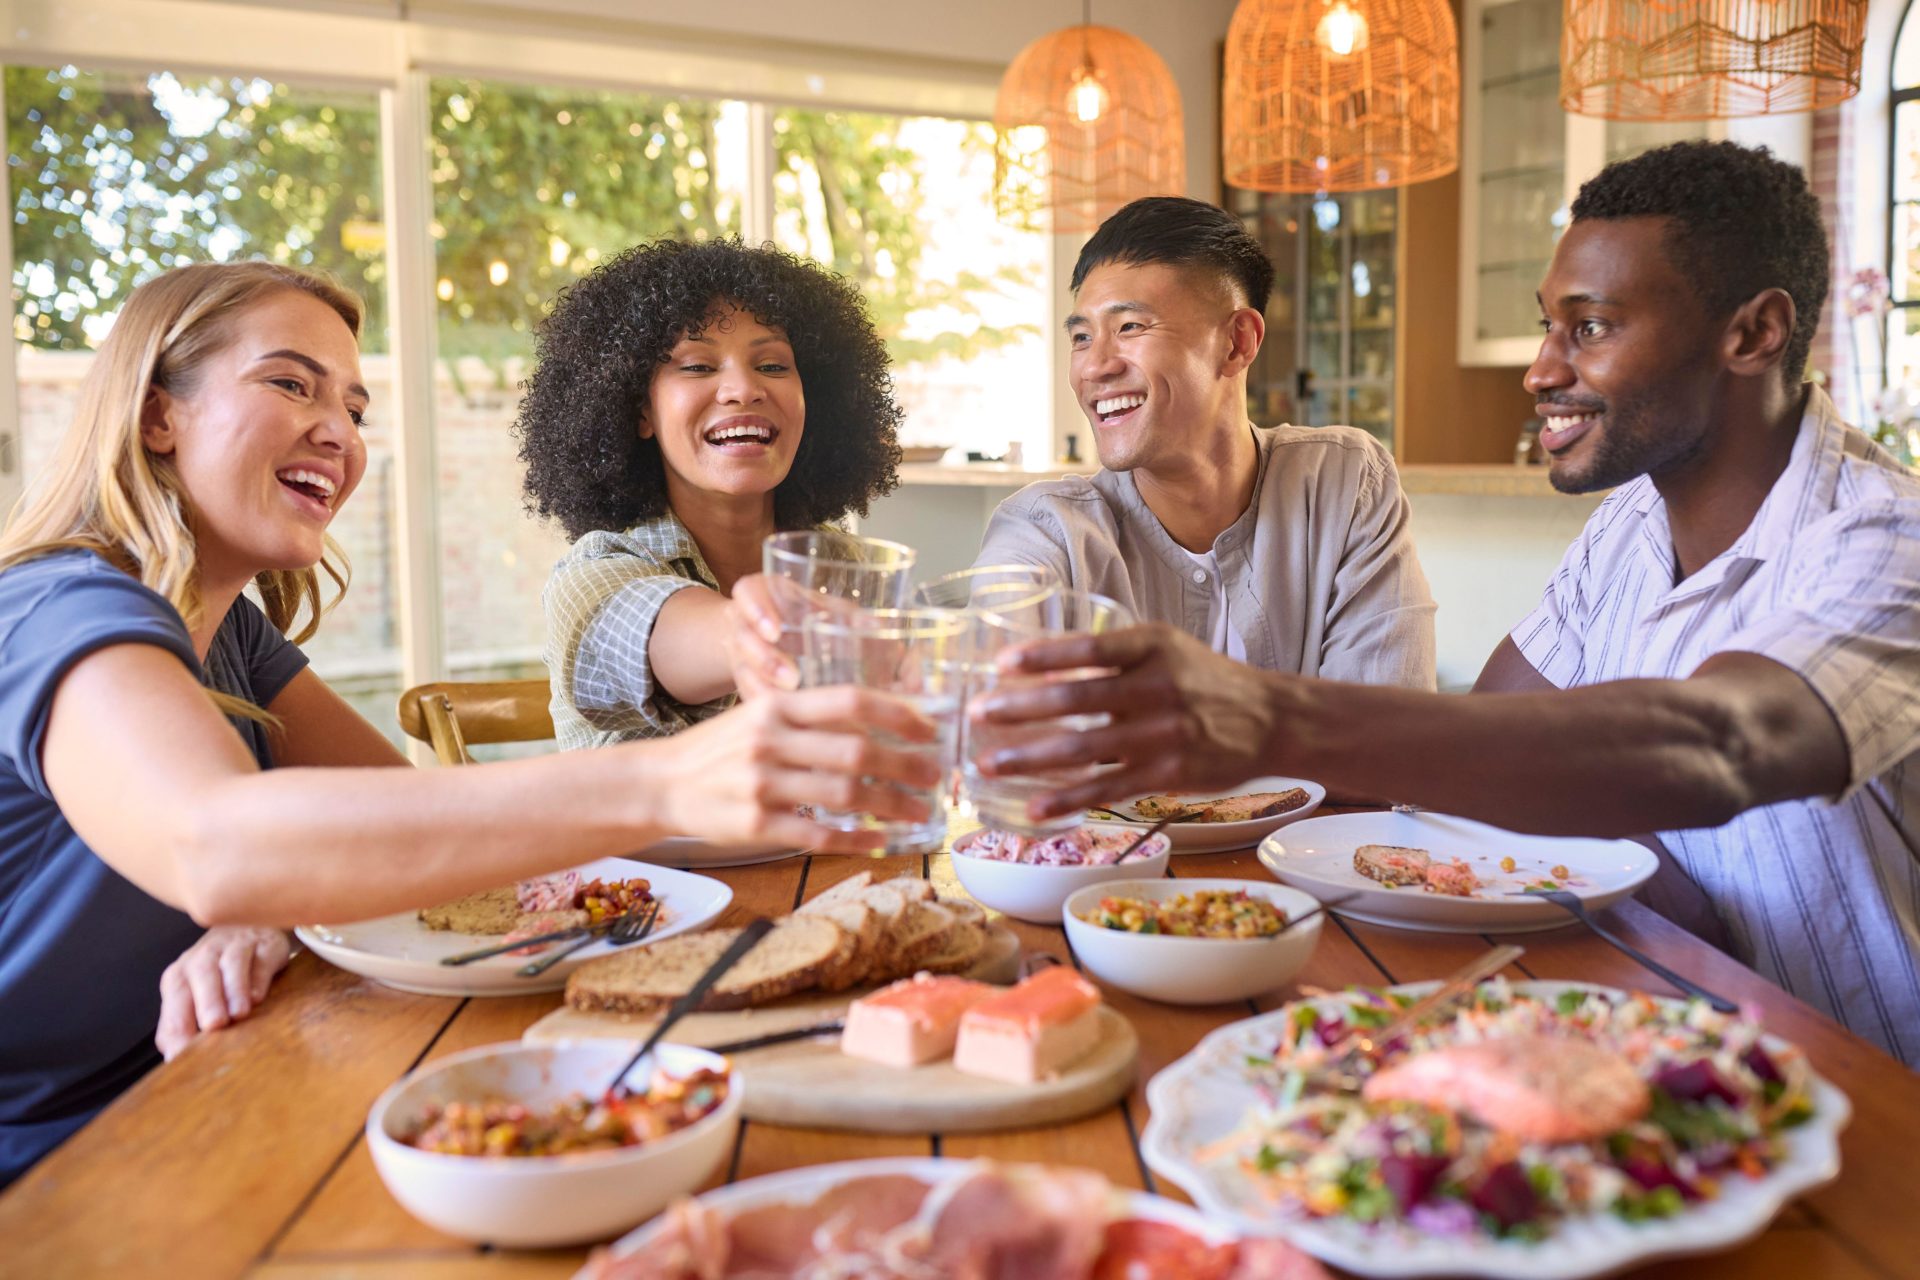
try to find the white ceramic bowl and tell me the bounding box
[1062,878,1323,1005]
[950,831,1172,923]
[366,1040,741,1247]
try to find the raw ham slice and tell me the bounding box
[921,1166,1109,1279]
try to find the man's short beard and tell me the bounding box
[1549,398,1705,494]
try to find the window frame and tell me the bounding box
[0,0,1043,759]
[1889,0,1920,390]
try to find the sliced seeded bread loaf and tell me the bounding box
[1353,844,1433,887]
[812,900,881,992]
[564,914,849,1015]
[882,900,962,979]
[796,870,874,915]
[882,875,937,904]
[915,912,987,975]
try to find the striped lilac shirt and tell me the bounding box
[1513,388,1920,1066]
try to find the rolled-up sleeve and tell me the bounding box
[1318,451,1438,689]
[1719,499,1920,790]
[543,537,733,748]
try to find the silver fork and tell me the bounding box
[517,899,660,978]
[1512,888,1738,1013]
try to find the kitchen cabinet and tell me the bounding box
[1458,0,1715,365]
[1227,187,1401,449]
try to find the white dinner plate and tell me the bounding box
[1141,981,1850,1279]
[591,1156,1235,1276]
[296,857,732,996]
[1086,775,1327,854]
[635,837,800,869]
[1258,809,1657,933]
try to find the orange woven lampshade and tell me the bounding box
[1223,0,1460,192]
[1562,0,1868,118]
[993,23,1185,233]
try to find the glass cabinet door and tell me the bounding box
[1228,187,1398,451]
[1467,0,1564,355]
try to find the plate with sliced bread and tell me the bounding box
[522,872,1131,1134]
[1256,810,1658,933]
[1086,775,1326,853]
[295,857,733,996]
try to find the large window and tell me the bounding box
[772,109,1047,462]
[3,21,1046,757]
[6,65,402,731]
[1891,6,1920,396]
[427,81,749,703]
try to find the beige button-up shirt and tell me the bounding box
[974,425,1437,689]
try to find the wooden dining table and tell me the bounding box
[5,838,1917,1280]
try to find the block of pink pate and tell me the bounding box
[951,966,1103,1084]
[840,973,997,1068]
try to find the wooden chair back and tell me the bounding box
[396,678,554,765]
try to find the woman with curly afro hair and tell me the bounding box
[518,238,904,749]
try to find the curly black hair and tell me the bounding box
[1571,140,1828,385]
[516,239,902,542]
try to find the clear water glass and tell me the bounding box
[963,588,1134,837]
[762,531,917,661]
[799,607,969,854]
[913,569,1062,814]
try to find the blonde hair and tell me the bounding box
[0,262,364,714]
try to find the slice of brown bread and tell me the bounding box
[856,884,910,977]
[797,870,874,915]
[812,901,881,993]
[915,919,987,976]
[882,875,937,904]
[882,901,961,980]
[564,915,848,1015]
[940,898,988,932]
[1197,788,1311,823]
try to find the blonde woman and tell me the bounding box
[0,262,935,1186]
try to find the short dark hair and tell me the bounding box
[1070,196,1275,313]
[516,239,902,542]
[1570,140,1828,385]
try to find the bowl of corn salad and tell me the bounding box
[1063,878,1323,1005]
[367,1040,741,1246]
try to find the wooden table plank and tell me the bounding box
[0,958,457,1279]
[12,838,1912,1280]
[274,993,564,1258]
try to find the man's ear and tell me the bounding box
[140,387,179,455]
[1723,288,1795,378]
[1223,306,1265,377]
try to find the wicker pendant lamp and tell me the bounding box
[993,5,1185,233]
[1222,0,1460,192]
[1561,0,1868,119]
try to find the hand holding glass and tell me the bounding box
[798,608,969,854]
[965,589,1134,836]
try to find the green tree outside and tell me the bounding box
[6,65,1038,374]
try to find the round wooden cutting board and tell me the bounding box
[521,928,1140,1133]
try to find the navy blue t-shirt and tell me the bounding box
[0,550,307,1186]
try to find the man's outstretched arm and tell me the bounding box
[972,625,1850,838]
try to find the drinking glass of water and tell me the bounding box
[963,588,1134,837]
[799,607,969,854]
[762,532,917,662]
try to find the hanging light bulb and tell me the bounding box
[1069,64,1108,122]
[1315,0,1370,56]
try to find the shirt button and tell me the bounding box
[1191,569,1207,583]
